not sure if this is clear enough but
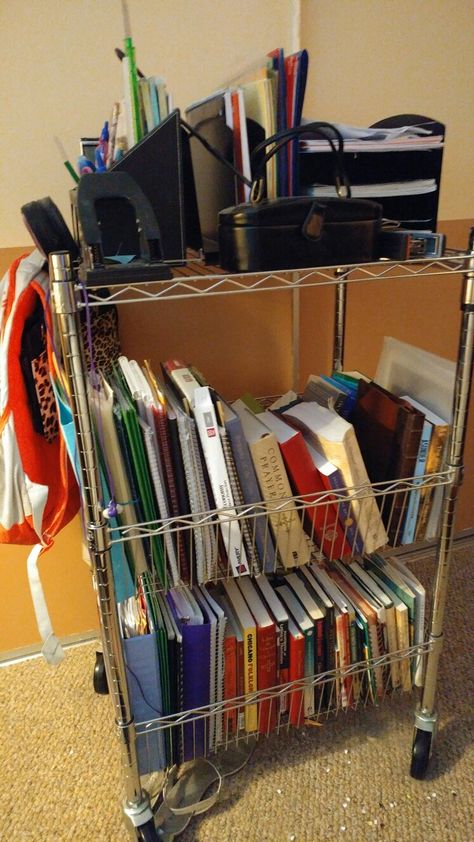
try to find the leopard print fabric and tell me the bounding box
[81,306,121,374]
[31,349,59,443]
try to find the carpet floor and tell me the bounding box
[1,549,473,842]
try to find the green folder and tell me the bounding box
[111,369,167,586]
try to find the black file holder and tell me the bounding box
[298,114,445,231]
[111,109,201,263]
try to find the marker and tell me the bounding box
[53,136,79,183]
[77,155,96,175]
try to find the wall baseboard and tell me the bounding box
[2,529,474,667]
[0,629,99,666]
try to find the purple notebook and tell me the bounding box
[166,590,211,761]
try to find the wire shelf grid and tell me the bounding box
[78,254,470,307]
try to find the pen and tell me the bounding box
[95,121,109,171]
[53,136,79,184]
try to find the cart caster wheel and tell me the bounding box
[93,651,109,695]
[410,727,432,779]
[136,818,159,841]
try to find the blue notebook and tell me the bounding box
[123,632,167,773]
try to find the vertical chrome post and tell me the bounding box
[333,270,348,372]
[49,252,152,824]
[291,276,300,392]
[418,228,474,720]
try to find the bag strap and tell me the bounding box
[249,121,351,202]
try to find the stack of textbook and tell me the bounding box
[119,556,425,773]
[83,353,435,773]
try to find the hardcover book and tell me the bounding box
[298,565,336,678]
[260,409,351,560]
[238,576,278,734]
[350,380,425,546]
[396,396,449,542]
[308,564,355,707]
[284,572,326,712]
[347,559,398,690]
[287,618,305,726]
[363,567,412,692]
[223,578,258,732]
[210,588,245,733]
[254,574,290,700]
[306,442,363,554]
[275,584,315,718]
[283,401,387,554]
[387,555,426,686]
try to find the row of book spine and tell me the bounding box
[121,550,425,773]
[91,353,448,596]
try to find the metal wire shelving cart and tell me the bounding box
[49,233,474,840]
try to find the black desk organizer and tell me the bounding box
[298,114,445,231]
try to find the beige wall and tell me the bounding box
[1,2,473,652]
[0,0,294,247]
[1,1,473,244]
[301,0,474,221]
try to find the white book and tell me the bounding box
[234,87,252,202]
[194,387,249,577]
[163,359,202,411]
[366,571,412,692]
[386,556,426,686]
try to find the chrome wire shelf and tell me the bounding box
[106,470,452,593]
[107,470,451,548]
[79,253,470,307]
[48,228,474,830]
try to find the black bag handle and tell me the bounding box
[249,121,351,202]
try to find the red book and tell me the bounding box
[287,618,305,727]
[210,589,245,733]
[261,410,351,559]
[284,54,297,129]
[284,53,298,192]
[238,577,278,735]
[231,90,245,203]
[254,574,290,714]
[223,630,237,734]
